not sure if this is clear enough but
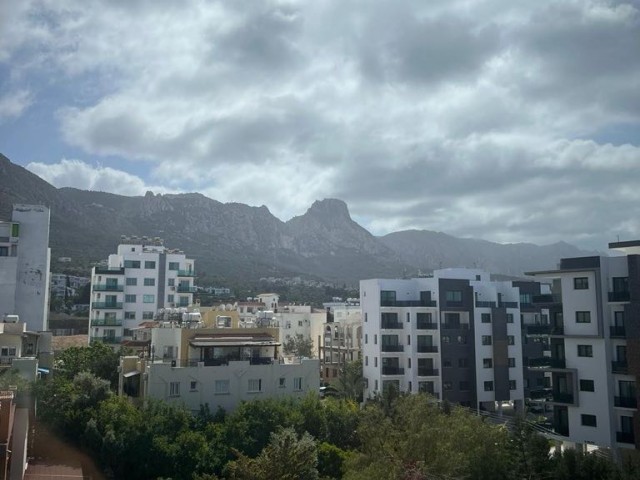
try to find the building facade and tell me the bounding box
[321,301,362,380]
[89,236,195,345]
[0,205,51,332]
[361,269,533,412]
[528,241,640,454]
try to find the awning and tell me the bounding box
[123,371,141,378]
[37,368,50,374]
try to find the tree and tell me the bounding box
[55,342,120,388]
[331,359,364,403]
[226,428,319,480]
[283,334,314,358]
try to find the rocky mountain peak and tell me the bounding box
[300,198,352,224]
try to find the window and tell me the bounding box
[508,358,516,368]
[482,335,492,345]
[483,358,493,368]
[443,382,453,391]
[190,381,197,391]
[443,358,452,368]
[581,414,597,427]
[143,294,155,303]
[580,380,595,392]
[374,334,377,345]
[279,377,286,388]
[0,347,16,357]
[142,311,154,320]
[11,223,19,237]
[145,261,156,269]
[407,358,411,368]
[124,260,141,269]
[459,381,470,391]
[457,335,467,345]
[144,278,156,286]
[215,380,229,394]
[125,311,136,320]
[126,277,137,286]
[365,356,368,366]
[509,380,516,390]
[0,247,7,257]
[380,290,397,305]
[458,358,469,368]
[442,335,450,344]
[294,377,303,391]
[520,293,532,305]
[168,262,179,270]
[248,379,262,392]
[365,313,368,322]
[574,277,589,290]
[365,334,368,344]
[169,382,180,397]
[507,335,515,345]
[484,381,494,391]
[168,278,175,286]
[125,294,136,303]
[446,290,462,303]
[575,311,591,323]
[406,312,410,323]
[374,358,378,367]
[481,313,491,323]
[167,294,174,303]
[577,345,593,357]
[507,314,514,324]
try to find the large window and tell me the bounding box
[215,380,229,394]
[124,260,141,269]
[248,379,262,392]
[574,277,589,290]
[126,277,137,286]
[380,290,397,306]
[581,414,597,427]
[143,294,155,303]
[144,261,156,269]
[575,311,591,323]
[580,380,595,392]
[125,294,136,303]
[144,278,156,286]
[445,290,462,303]
[577,344,593,357]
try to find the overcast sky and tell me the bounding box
[1,0,639,249]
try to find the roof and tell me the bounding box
[137,321,159,328]
[189,333,279,348]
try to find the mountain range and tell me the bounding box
[0,154,596,284]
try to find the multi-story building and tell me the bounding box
[50,273,90,299]
[321,301,362,380]
[119,325,320,412]
[0,205,51,332]
[361,269,529,412]
[527,241,640,454]
[89,236,195,346]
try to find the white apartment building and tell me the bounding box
[361,269,527,411]
[119,325,320,412]
[0,205,51,332]
[89,236,195,346]
[321,301,362,380]
[528,241,640,455]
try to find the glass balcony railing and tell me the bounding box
[381,299,437,307]
[416,322,438,330]
[381,366,404,375]
[528,357,566,369]
[177,285,197,293]
[91,318,123,326]
[609,291,630,302]
[526,324,552,335]
[614,396,637,409]
[610,326,626,338]
[381,322,403,329]
[441,323,470,330]
[417,368,439,376]
[417,345,438,353]
[177,270,195,277]
[98,336,122,344]
[92,284,124,292]
[612,361,629,374]
[91,302,123,309]
[381,344,404,352]
[616,431,635,444]
[551,392,574,404]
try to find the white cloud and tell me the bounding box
[0,90,33,121]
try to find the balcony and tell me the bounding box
[381,322,404,330]
[614,396,637,409]
[532,294,561,305]
[609,291,630,302]
[417,345,438,353]
[612,361,629,374]
[91,318,123,326]
[92,284,124,292]
[91,302,123,309]
[610,326,626,338]
[616,431,635,444]
[98,336,122,344]
[417,368,439,377]
[381,299,437,307]
[381,344,404,352]
[476,301,496,308]
[526,325,552,335]
[177,285,197,293]
[177,270,195,277]
[0,358,14,366]
[441,323,470,330]
[500,301,518,309]
[94,267,125,275]
[381,366,404,375]
[551,392,574,404]
[529,388,552,400]
[528,357,566,369]
[417,322,438,330]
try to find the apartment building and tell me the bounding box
[527,241,640,454]
[0,205,51,332]
[89,236,195,345]
[119,325,319,412]
[321,301,362,380]
[361,269,535,412]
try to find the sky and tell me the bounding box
[1,0,639,250]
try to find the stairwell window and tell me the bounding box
[581,414,597,427]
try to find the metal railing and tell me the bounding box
[177,270,195,277]
[177,285,197,293]
[528,357,566,369]
[381,300,437,307]
[616,431,635,444]
[441,323,470,330]
[526,324,552,335]
[91,318,123,326]
[551,392,574,404]
[381,322,404,329]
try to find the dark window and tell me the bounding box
[484,381,494,391]
[446,290,463,303]
[482,335,492,345]
[442,336,450,344]
[481,313,491,323]
[0,247,7,257]
[458,358,469,368]
[509,380,516,390]
[580,380,595,392]
[507,335,515,345]
[483,358,493,368]
[581,414,597,427]
[613,277,629,293]
[457,335,467,345]
[576,311,591,323]
[520,293,532,305]
[507,314,514,323]
[443,382,453,391]
[144,261,156,269]
[443,358,452,368]
[574,277,589,290]
[380,290,397,305]
[508,358,515,368]
[168,262,179,270]
[124,260,140,268]
[578,345,593,357]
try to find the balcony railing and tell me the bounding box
[94,267,125,275]
[98,336,122,344]
[91,302,123,309]
[500,301,518,309]
[417,322,438,330]
[526,325,552,335]
[92,284,124,292]
[609,291,630,302]
[417,345,438,353]
[381,344,404,352]
[381,300,437,307]
[532,294,562,305]
[381,366,404,375]
[529,388,552,400]
[417,368,439,376]
[177,285,197,293]
[177,270,195,277]
[441,323,470,330]
[0,358,14,366]
[551,392,574,404]
[616,431,635,444]
[91,318,123,326]
[476,301,496,308]
[553,424,570,437]
[614,396,637,409]
[610,326,626,338]
[528,357,566,369]
[381,322,404,329]
[612,361,629,374]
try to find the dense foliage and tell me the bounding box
[36,346,640,480]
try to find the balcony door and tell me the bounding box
[617,345,627,363]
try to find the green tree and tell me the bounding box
[55,342,120,387]
[331,359,364,403]
[283,334,314,357]
[508,416,552,480]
